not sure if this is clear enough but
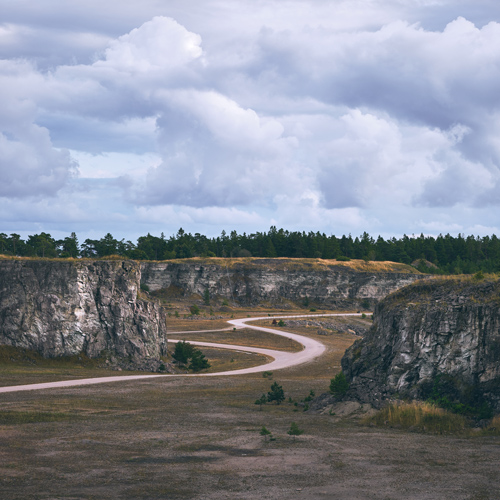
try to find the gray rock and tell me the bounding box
[342,278,500,411]
[141,259,421,308]
[0,259,167,370]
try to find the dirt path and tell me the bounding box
[0,313,362,394]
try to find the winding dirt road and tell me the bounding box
[0,313,362,394]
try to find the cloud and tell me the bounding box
[1,6,500,239]
[96,16,203,73]
[0,60,78,198]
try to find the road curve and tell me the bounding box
[0,313,362,393]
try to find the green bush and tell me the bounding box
[267,382,285,405]
[190,304,200,316]
[172,340,194,365]
[188,350,210,372]
[330,372,349,397]
[287,422,304,440]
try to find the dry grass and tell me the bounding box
[0,328,499,499]
[362,401,470,434]
[157,256,419,274]
[169,328,303,352]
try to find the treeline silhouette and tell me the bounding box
[1,227,500,274]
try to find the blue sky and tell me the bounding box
[1,0,500,242]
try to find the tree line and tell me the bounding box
[1,227,500,274]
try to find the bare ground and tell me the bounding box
[0,313,499,499]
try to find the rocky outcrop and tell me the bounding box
[141,258,422,308]
[0,259,167,370]
[342,278,500,412]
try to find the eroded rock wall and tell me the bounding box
[141,259,421,308]
[342,278,500,411]
[0,259,167,369]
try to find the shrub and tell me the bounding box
[140,283,150,292]
[260,426,272,441]
[267,382,285,405]
[255,394,267,409]
[278,320,286,327]
[188,350,210,372]
[172,340,194,365]
[362,402,469,434]
[287,422,304,440]
[330,372,349,397]
[190,304,200,316]
[203,289,210,305]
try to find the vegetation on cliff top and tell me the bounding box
[1,227,500,275]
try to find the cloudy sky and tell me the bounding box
[1,0,500,242]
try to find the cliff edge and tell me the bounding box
[342,277,500,412]
[141,258,422,308]
[0,259,167,370]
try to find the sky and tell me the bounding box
[1,0,500,242]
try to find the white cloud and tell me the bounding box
[1,5,500,238]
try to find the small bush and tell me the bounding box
[330,372,349,397]
[140,283,150,292]
[267,382,285,405]
[260,426,272,441]
[362,402,469,434]
[336,256,351,261]
[190,304,200,316]
[287,422,304,440]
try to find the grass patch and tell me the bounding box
[169,328,303,352]
[362,401,469,434]
[0,410,73,425]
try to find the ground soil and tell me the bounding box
[0,310,499,499]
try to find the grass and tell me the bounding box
[168,328,303,352]
[360,401,500,435]
[0,410,73,425]
[0,329,499,499]
[154,256,420,274]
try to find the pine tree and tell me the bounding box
[287,422,304,441]
[267,382,285,405]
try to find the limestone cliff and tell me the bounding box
[0,259,167,370]
[342,277,500,412]
[141,258,421,308]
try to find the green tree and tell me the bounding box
[203,288,210,305]
[260,426,272,441]
[254,393,267,410]
[172,340,194,365]
[188,350,210,372]
[267,382,285,405]
[190,304,200,316]
[330,372,349,397]
[287,422,304,441]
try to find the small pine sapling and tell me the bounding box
[287,422,304,441]
[255,394,267,410]
[260,426,272,441]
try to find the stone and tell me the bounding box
[341,277,500,412]
[0,259,167,370]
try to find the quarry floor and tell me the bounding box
[0,308,499,499]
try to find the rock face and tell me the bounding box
[0,259,167,370]
[342,278,500,412]
[141,259,421,308]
